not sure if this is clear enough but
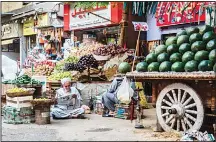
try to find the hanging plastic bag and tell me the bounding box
[116,77,134,104]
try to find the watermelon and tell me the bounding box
[159,61,172,72]
[148,62,160,72]
[136,62,148,72]
[209,49,216,63]
[206,39,216,51]
[118,62,131,73]
[191,41,206,52]
[182,51,195,63]
[189,33,202,44]
[177,35,189,46]
[186,27,199,36]
[214,63,216,72]
[170,53,182,63]
[203,31,216,43]
[157,53,169,63]
[200,25,214,35]
[184,60,198,72]
[171,62,184,72]
[165,37,177,46]
[155,45,167,56]
[198,60,213,71]
[176,30,187,37]
[146,53,157,64]
[179,43,191,54]
[167,44,179,54]
[194,50,209,62]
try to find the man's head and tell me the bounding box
[61,78,72,92]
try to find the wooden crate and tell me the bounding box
[2,106,34,124]
[34,105,51,125]
[1,84,15,96]
[6,95,33,109]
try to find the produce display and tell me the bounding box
[2,75,41,85]
[64,54,98,72]
[93,44,127,56]
[70,42,104,57]
[6,87,35,97]
[7,88,28,93]
[30,98,55,106]
[54,56,79,72]
[118,62,131,74]
[47,71,75,81]
[33,61,55,76]
[135,25,216,73]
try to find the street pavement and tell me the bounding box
[2,108,180,141]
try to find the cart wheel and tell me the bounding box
[156,83,204,132]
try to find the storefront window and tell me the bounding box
[8,44,15,52]
[1,45,9,52]
[1,43,19,52]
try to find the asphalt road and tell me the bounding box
[2,108,180,141]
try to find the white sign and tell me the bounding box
[70,5,111,30]
[132,22,149,31]
[1,23,21,40]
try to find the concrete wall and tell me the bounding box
[1,2,23,13]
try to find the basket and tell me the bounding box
[6,88,35,97]
[92,54,111,61]
[104,65,118,81]
[30,99,55,106]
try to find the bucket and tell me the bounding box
[34,105,50,125]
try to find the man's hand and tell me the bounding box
[72,94,77,98]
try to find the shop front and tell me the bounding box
[35,13,64,60]
[23,16,37,56]
[64,2,123,47]
[1,23,22,80]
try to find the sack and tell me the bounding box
[116,77,134,104]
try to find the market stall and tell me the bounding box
[119,24,216,133]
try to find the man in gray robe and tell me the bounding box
[102,77,138,116]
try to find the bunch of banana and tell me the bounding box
[7,88,27,93]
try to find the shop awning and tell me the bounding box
[1,39,13,45]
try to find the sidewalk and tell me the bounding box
[2,108,180,141]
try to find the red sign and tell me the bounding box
[156,2,207,27]
[132,22,148,31]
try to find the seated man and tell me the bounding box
[101,77,123,116]
[51,78,85,119]
[102,77,138,117]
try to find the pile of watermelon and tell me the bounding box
[136,25,216,73]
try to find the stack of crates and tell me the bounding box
[3,94,34,124]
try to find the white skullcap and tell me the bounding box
[61,78,71,85]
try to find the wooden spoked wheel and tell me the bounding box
[156,83,204,132]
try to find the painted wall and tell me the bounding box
[147,15,161,41]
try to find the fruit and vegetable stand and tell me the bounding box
[125,71,216,133]
[114,24,216,133]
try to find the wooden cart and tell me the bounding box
[126,71,216,133]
